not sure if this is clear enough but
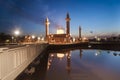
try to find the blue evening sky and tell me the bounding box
[0,0,120,37]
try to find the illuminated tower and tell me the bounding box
[45,17,50,40]
[65,13,71,35]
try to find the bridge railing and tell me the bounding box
[0,44,48,80]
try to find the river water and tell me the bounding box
[16,49,120,80]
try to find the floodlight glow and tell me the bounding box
[14,30,20,36]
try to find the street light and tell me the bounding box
[14,30,20,43]
[32,35,35,42]
[37,37,40,43]
[32,35,35,39]
[14,30,20,36]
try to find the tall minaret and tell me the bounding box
[65,13,71,35]
[45,17,50,39]
[79,26,81,39]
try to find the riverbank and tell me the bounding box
[48,42,120,51]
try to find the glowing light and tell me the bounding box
[73,38,75,42]
[14,30,20,36]
[46,17,50,26]
[57,53,64,58]
[51,54,54,57]
[88,45,92,48]
[12,36,14,39]
[95,53,98,56]
[83,37,87,40]
[97,38,101,41]
[95,50,101,56]
[82,37,88,41]
[41,37,44,41]
[6,39,10,43]
[47,61,51,70]
[38,37,40,40]
[57,28,65,34]
[32,35,35,39]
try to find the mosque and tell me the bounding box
[45,13,81,43]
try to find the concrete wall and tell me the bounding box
[0,44,48,80]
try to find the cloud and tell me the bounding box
[0,0,58,26]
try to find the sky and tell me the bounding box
[0,0,120,37]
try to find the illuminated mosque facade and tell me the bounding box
[45,13,72,43]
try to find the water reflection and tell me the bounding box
[57,53,65,59]
[16,48,120,80]
[15,52,49,80]
[106,50,120,56]
[79,49,83,59]
[66,51,71,74]
[47,49,120,80]
[47,50,72,76]
[95,50,102,56]
[113,52,120,56]
[113,52,117,56]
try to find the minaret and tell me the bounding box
[65,13,71,35]
[45,17,50,40]
[79,26,81,40]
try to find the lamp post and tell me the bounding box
[37,37,40,43]
[11,36,14,43]
[14,30,20,43]
[32,35,35,43]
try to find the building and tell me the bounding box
[45,13,72,43]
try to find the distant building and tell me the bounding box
[107,36,120,42]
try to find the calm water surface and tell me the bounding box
[16,49,120,80]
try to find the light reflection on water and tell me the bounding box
[46,49,120,80]
[16,49,120,80]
